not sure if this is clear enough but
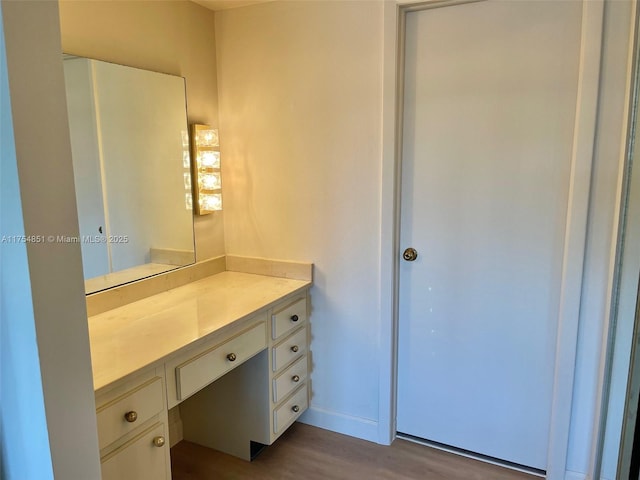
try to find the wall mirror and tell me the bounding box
[62,55,195,294]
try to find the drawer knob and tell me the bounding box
[227,353,237,362]
[124,411,138,423]
[291,314,299,322]
[291,405,300,413]
[153,436,166,448]
[291,345,299,353]
[292,375,300,383]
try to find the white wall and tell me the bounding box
[0,1,100,478]
[0,6,53,478]
[216,0,384,439]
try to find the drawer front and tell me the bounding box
[272,297,307,340]
[101,423,169,480]
[273,355,308,404]
[272,326,307,372]
[177,322,266,401]
[273,384,308,434]
[96,377,164,450]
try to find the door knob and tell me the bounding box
[403,247,418,262]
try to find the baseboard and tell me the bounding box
[298,406,379,443]
[564,471,586,480]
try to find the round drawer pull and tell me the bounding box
[153,436,166,448]
[124,411,138,423]
[227,353,237,362]
[291,314,299,322]
[291,405,300,413]
[291,345,299,353]
[292,375,300,383]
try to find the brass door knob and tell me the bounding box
[292,375,300,383]
[124,411,138,423]
[153,436,166,448]
[403,247,418,262]
[227,353,237,362]
[291,345,299,353]
[291,314,299,322]
[291,405,300,413]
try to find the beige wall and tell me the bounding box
[58,0,224,261]
[215,0,384,438]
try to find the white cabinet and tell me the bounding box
[96,370,170,480]
[91,273,311,477]
[269,297,309,440]
[96,377,164,449]
[273,355,307,404]
[173,321,267,403]
[179,293,310,460]
[272,297,307,339]
[272,326,308,372]
[101,423,168,480]
[274,384,309,435]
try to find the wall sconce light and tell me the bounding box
[190,124,222,215]
[182,132,193,210]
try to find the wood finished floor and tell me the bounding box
[171,423,538,480]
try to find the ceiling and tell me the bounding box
[191,0,274,11]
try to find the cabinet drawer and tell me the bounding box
[272,297,307,340]
[272,326,307,372]
[273,355,308,404]
[176,322,266,401]
[101,423,169,480]
[273,385,308,434]
[96,377,164,450]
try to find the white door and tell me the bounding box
[397,0,585,470]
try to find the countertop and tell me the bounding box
[88,271,311,391]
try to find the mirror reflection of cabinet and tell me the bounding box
[63,57,195,293]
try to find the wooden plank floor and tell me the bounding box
[171,423,539,480]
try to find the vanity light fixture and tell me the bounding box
[190,123,222,215]
[182,132,193,210]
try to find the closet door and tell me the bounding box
[397,0,587,469]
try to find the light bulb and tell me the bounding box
[200,172,221,190]
[196,129,219,147]
[198,151,220,169]
[200,193,222,211]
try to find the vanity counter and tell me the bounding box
[88,271,311,391]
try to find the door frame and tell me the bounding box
[593,5,640,477]
[378,0,605,476]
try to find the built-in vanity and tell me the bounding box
[89,260,312,479]
[60,48,313,478]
